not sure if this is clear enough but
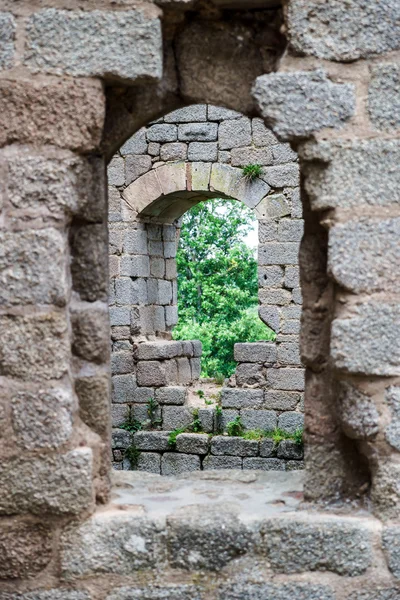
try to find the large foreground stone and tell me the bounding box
[25,9,162,82]
[0,520,53,579]
[0,448,93,516]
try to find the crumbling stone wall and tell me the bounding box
[1,0,400,597]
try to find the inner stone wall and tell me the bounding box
[108,104,305,472]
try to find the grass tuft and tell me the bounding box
[242,164,262,181]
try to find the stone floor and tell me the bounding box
[111,469,306,518]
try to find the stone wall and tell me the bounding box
[108,104,305,473]
[1,0,400,597]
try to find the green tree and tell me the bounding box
[173,198,275,378]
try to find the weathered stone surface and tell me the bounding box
[147,124,177,143]
[385,387,400,452]
[211,436,258,457]
[161,453,200,475]
[301,139,400,210]
[258,242,299,265]
[198,408,214,433]
[331,302,400,376]
[221,388,264,409]
[11,386,74,450]
[242,457,284,471]
[258,265,283,287]
[260,517,372,575]
[369,64,400,131]
[278,412,304,434]
[218,582,335,600]
[112,428,132,449]
[236,363,266,386]
[188,142,218,162]
[286,0,400,61]
[372,463,400,521]
[61,511,160,578]
[137,361,168,387]
[134,431,171,452]
[0,78,104,151]
[264,391,301,411]
[71,224,108,302]
[176,433,209,454]
[120,128,148,155]
[382,526,400,579]
[261,164,300,188]
[259,438,276,458]
[339,382,379,440]
[234,342,277,364]
[0,448,93,516]
[203,455,242,470]
[259,306,280,332]
[0,312,69,381]
[253,70,354,140]
[160,142,187,162]
[136,341,182,361]
[126,155,152,185]
[25,9,162,82]
[135,452,161,474]
[167,504,253,570]
[162,406,193,430]
[111,351,134,375]
[108,157,124,186]
[178,122,218,142]
[155,386,186,405]
[0,520,53,579]
[0,229,67,307]
[241,410,277,432]
[0,12,15,69]
[219,117,251,150]
[231,146,273,167]
[277,342,301,366]
[329,217,400,293]
[278,219,304,242]
[107,585,200,600]
[267,368,305,391]
[72,308,109,364]
[277,440,303,460]
[165,105,207,123]
[77,376,110,438]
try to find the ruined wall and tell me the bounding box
[0,0,400,597]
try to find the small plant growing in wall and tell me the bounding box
[242,164,262,182]
[191,408,203,433]
[120,414,143,433]
[226,415,244,437]
[215,405,223,434]
[125,444,141,468]
[147,397,162,429]
[168,427,186,447]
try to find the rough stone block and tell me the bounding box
[77,375,110,438]
[257,195,291,222]
[165,105,207,122]
[203,455,242,470]
[108,156,124,186]
[72,308,109,364]
[368,63,400,131]
[211,436,258,457]
[258,222,278,243]
[329,217,400,294]
[231,146,273,167]
[279,219,304,242]
[260,516,373,576]
[277,342,301,366]
[166,306,179,328]
[111,351,134,375]
[160,142,187,161]
[167,505,252,569]
[236,363,266,386]
[208,106,242,121]
[0,229,67,308]
[71,223,108,302]
[176,433,209,454]
[112,428,132,449]
[301,139,400,210]
[259,306,280,332]
[278,412,304,434]
[147,124,177,143]
[0,520,53,580]
[190,357,201,380]
[259,289,292,306]
[150,257,165,279]
[112,374,136,403]
[259,438,277,458]
[177,357,192,384]
[254,70,354,140]
[220,583,335,600]
[0,12,15,69]
[137,361,169,387]
[243,457,285,470]
[131,387,155,404]
[162,406,193,430]
[261,164,300,188]
[385,387,400,451]
[258,242,299,265]
[11,386,73,451]
[331,302,400,376]
[161,453,200,475]
[0,448,93,516]
[199,408,214,433]
[252,117,278,147]
[284,266,300,289]
[272,143,298,164]
[111,404,129,427]
[25,9,162,82]
[120,255,150,278]
[188,142,218,162]
[286,460,305,471]
[277,440,303,460]
[258,265,283,287]
[267,368,305,391]
[339,381,379,440]
[190,161,212,190]
[219,117,251,150]
[178,122,218,142]
[134,431,170,452]
[135,452,161,474]
[61,511,160,577]
[115,277,148,305]
[221,388,264,409]
[125,154,152,185]
[241,410,277,432]
[0,78,105,151]
[155,386,186,405]
[148,142,160,156]
[264,390,301,411]
[0,312,68,381]
[136,341,182,361]
[234,342,277,364]
[120,128,147,155]
[286,0,400,61]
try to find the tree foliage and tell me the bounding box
[173,198,275,378]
